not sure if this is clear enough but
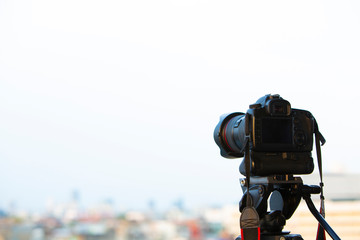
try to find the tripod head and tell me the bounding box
[238,175,340,240]
[239,175,304,235]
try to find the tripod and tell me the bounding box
[236,175,341,240]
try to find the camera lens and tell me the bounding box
[214,112,246,158]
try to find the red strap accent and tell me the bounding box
[316,206,326,240]
[316,224,326,240]
[240,228,260,240]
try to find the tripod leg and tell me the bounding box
[303,195,341,240]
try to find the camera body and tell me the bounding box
[214,94,315,176]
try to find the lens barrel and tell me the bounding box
[214,112,246,158]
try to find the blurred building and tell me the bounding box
[0,173,359,240]
[302,173,360,201]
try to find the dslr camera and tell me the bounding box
[214,94,315,176]
[213,94,342,240]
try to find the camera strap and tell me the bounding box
[240,113,260,240]
[314,119,326,240]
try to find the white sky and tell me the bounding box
[1,0,360,212]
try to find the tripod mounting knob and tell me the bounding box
[301,185,321,196]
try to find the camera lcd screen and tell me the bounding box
[261,118,292,144]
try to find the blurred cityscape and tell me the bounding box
[0,193,240,240]
[1,198,360,240]
[1,173,360,240]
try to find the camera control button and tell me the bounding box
[249,103,261,109]
[294,132,306,146]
